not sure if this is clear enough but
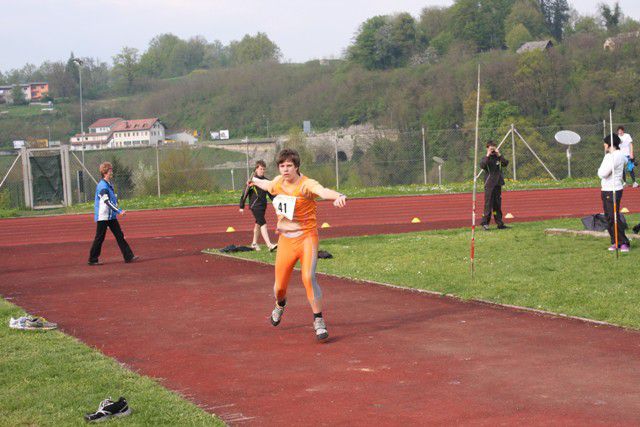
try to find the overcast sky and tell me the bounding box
[2,0,639,71]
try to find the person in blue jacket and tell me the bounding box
[88,162,137,265]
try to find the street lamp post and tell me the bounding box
[72,58,84,136]
[73,58,85,201]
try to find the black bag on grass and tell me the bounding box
[220,245,254,253]
[581,214,627,232]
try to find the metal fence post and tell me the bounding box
[155,142,161,197]
[244,136,250,181]
[231,169,235,191]
[511,124,517,180]
[334,132,340,190]
[421,126,427,185]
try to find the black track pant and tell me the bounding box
[88,220,134,263]
[601,190,630,247]
[481,185,503,226]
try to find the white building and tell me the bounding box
[111,118,165,148]
[70,117,123,150]
[70,117,165,150]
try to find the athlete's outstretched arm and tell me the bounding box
[251,176,273,192]
[316,187,347,208]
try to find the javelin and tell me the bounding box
[470,65,481,276]
[610,109,619,258]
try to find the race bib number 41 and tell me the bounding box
[273,195,296,220]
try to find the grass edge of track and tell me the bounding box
[0,298,224,426]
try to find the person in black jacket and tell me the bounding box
[480,141,509,230]
[240,160,277,251]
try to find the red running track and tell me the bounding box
[2,187,640,247]
[1,188,640,425]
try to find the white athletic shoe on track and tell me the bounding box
[314,318,329,341]
[270,304,285,326]
[251,243,261,251]
[633,182,639,188]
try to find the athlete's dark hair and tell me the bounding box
[604,133,621,149]
[617,125,625,132]
[276,148,301,169]
[254,159,266,169]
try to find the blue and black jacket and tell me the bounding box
[94,179,122,222]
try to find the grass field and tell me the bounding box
[0,177,600,218]
[216,216,640,329]
[0,299,222,426]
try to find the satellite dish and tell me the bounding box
[432,156,445,165]
[554,130,581,146]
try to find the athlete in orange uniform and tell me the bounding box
[251,148,347,341]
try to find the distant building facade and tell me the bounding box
[516,40,554,54]
[604,31,640,50]
[0,82,49,104]
[70,117,165,150]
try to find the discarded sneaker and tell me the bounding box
[314,317,329,341]
[9,316,57,330]
[85,397,131,423]
[270,304,285,326]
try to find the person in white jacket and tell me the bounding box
[598,133,630,252]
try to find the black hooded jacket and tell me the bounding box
[239,176,274,211]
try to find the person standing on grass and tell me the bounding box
[598,134,630,253]
[249,148,347,341]
[480,140,509,231]
[617,126,638,188]
[239,160,277,252]
[88,162,138,265]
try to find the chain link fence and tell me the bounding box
[1,121,637,210]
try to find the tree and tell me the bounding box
[139,33,183,78]
[229,33,281,65]
[348,14,417,70]
[571,16,605,35]
[599,2,622,33]
[505,0,547,38]
[450,0,517,51]
[506,23,534,51]
[417,7,451,46]
[10,85,27,105]
[539,0,570,41]
[112,47,140,94]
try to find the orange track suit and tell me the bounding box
[265,175,324,305]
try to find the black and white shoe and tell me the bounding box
[314,318,329,341]
[84,397,131,422]
[270,304,285,326]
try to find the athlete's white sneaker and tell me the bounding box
[314,317,329,341]
[251,243,261,251]
[633,182,639,188]
[270,304,285,326]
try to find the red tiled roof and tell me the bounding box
[112,118,160,132]
[88,118,123,129]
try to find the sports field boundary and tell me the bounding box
[203,249,628,331]
[0,183,602,220]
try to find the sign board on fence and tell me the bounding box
[219,130,230,140]
[303,121,311,134]
[13,140,25,149]
[210,131,220,140]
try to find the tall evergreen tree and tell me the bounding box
[539,0,570,40]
